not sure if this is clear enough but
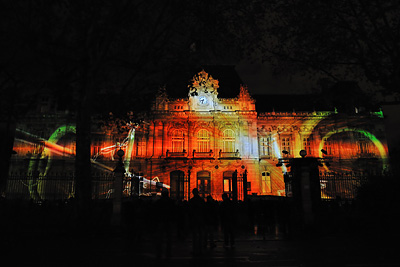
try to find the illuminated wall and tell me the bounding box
[9,70,389,200]
[131,70,388,200]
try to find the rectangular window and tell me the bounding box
[262,171,272,193]
[281,136,292,155]
[137,139,146,157]
[223,129,235,152]
[172,130,184,152]
[223,179,231,192]
[260,136,271,156]
[303,135,313,156]
[197,129,210,152]
[223,171,233,194]
[323,137,334,155]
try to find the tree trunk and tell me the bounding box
[75,55,93,227]
[75,98,92,212]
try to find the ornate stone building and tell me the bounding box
[8,69,389,201]
[129,70,388,200]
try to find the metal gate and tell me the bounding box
[284,171,368,200]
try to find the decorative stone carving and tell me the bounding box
[238,85,252,100]
[188,70,219,97]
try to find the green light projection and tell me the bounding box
[318,128,388,171]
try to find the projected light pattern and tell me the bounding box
[43,125,76,176]
[14,127,77,200]
[272,134,287,173]
[11,124,170,200]
[319,128,388,171]
[8,71,389,200]
[12,116,388,199]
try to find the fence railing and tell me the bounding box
[6,172,116,201]
[319,172,368,200]
[5,171,372,201]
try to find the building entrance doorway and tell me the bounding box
[197,171,211,198]
[223,171,234,198]
[170,170,185,200]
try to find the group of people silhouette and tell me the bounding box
[155,187,237,258]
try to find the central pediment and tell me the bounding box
[188,70,219,97]
[188,70,220,111]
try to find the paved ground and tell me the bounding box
[5,228,397,267]
[2,199,398,266]
[129,235,397,267]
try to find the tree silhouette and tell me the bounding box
[0,0,260,216]
[250,0,400,94]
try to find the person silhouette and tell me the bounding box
[205,195,217,248]
[189,188,205,256]
[155,188,175,259]
[220,193,236,248]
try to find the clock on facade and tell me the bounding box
[198,96,208,105]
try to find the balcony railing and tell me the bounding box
[166,150,188,158]
[165,149,241,159]
[219,150,240,159]
[192,150,214,159]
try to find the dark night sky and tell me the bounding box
[235,60,400,154]
[236,60,314,95]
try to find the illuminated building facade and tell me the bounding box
[8,70,389,201]
[129,70,388,200]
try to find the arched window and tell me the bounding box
[197,129,210,152]
[222,129,235,152]
[171,129,184,152]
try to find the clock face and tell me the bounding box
[199,96,208,105]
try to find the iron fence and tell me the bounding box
[5,172,116,201]
[319,172,368,200]
[5,171,371,201]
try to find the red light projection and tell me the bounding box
[7,71,388,201]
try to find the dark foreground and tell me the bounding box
[2,197,398,267]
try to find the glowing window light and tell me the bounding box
[222,129,235,152]
[197,129,210,152]
[172,129,184,152]
[261,171,272,193]
[281,136,292,155]
[260,136,271,156]
[223,171,233,193]
[223,179,230,192]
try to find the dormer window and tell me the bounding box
[174,105,183,110]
